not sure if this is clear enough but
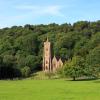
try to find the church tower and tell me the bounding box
[43,38,52,72]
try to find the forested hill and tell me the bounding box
[0,21,100,79]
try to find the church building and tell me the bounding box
[43,38,63,72]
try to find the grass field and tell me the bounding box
[0,79,100,100]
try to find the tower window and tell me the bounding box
[46,61,48,64]
[46,48,48,51]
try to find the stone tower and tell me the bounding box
[43,38,52,72]
[43,38,63,72]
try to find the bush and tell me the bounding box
[21,66,31,78]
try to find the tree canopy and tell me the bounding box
[0,21,100,79]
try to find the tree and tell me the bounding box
[0,20,100,79]
[21,66,31,78]
[3,55,16,67]
[84,63,100,78]
[74,37,89,57]
[61,56,85,80]
[73,21,89,31]
[86,45,100,67]
[25,55,40,71]
[85,45,100,78]
[0,55,21,79]
[0,56,3,67]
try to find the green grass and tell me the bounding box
[0,79,100,100]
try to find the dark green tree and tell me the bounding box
[61,56,85,80]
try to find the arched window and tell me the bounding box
[46,48,48,51]
[46,61,48,64]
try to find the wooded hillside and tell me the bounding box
[0,21,100,79]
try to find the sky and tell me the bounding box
[0,0,100,28]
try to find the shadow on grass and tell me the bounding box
[65,77,99,81]
[74,78,98,81]
[93,78,100,83]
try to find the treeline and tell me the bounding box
[0,21,100,79]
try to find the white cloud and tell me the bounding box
[0,5,67,28]
[15,5,66,18]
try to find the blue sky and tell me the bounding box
[0,0,100,28]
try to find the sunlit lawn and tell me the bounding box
[0,79,100,100]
